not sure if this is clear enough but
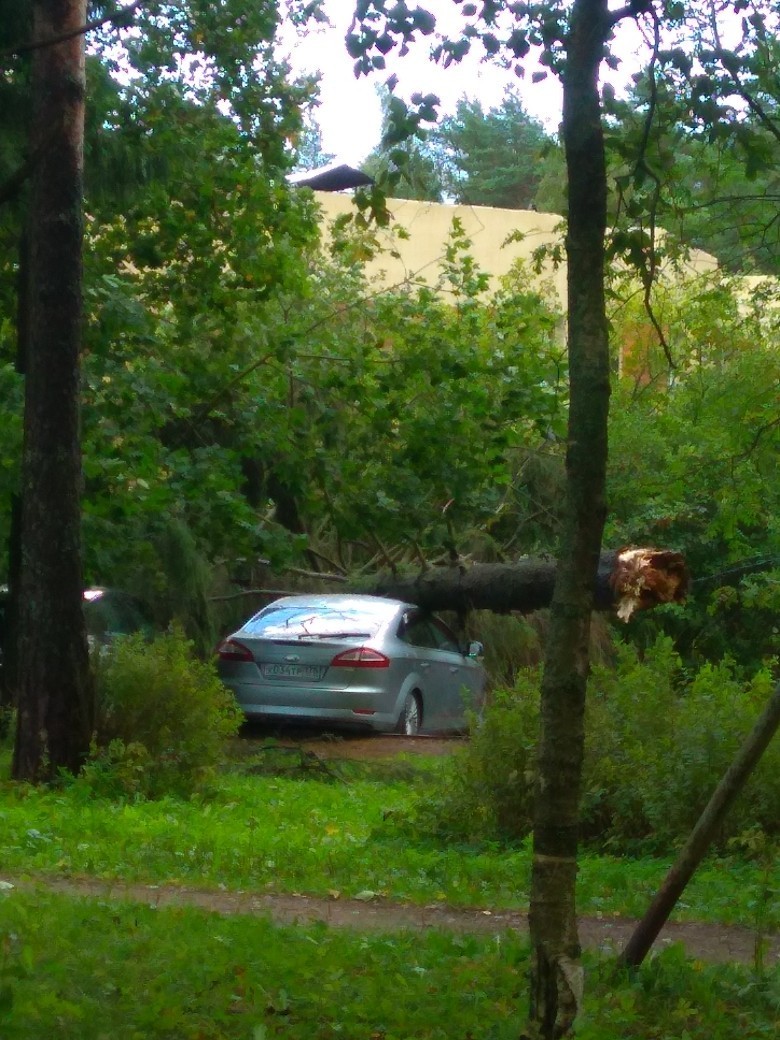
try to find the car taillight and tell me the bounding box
[215,639,254,662]
[330,647,390,669]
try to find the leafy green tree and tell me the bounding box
[605,78,780,275]
[363,84,445,200]
[298,221,566,564]
[79,197,565,586]
[607,273,780,671]
[600,7,780,279]
[3,0,324,781]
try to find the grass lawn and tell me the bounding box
[1,887,779,1040]
[0,745,777,928]
[0,741,778,1037]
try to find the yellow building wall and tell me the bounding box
[313,192,719,307]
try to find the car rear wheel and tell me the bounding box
[396,692,421,736]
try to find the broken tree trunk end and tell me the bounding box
[372,547,689,620]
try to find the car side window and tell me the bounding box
[397,612,439,650]
[398,612,462,652]
[428,617,461,654]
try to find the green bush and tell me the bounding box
[86,628,242,799]
[584,640,780,849]
[640,659,780,844]
[414,638,780,854]
[583,636,684,844]
[409,676,539,845]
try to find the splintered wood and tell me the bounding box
[610,548,690,621]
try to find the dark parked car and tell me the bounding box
[0,586,149,684]
[215,593,486,735]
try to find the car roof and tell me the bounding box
[261,594,413,611]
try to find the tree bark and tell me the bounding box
[373,548,688,619]
[523,3,612,1037]
[12,0,93,782]
[619,681,780,968]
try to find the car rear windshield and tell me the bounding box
[242,602,391,640]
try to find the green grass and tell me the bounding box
[0,743,778,1038]
[0,745,777,931]
[1,888,778,1040]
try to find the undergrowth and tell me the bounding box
[409,636,780,854]
[86,627,242,798]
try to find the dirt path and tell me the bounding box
[9,874,778,967]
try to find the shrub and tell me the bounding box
[412,636,780,854]
[409,675,540,845]
[582,636,684,844]
[583,640,780,849]
[87,628,242,799]
[644,660,780,842]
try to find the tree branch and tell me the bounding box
[634,11,675,367]
[3,0,144,61]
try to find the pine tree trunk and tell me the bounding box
[524,2,611,1036]
[373,549,687,618]
[12,0,93,781]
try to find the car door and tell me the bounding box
[427,616,483,728]
[397,612,481,730]
[396,611,453,730]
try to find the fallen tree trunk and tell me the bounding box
[372,547,689,621]
[214,547,689,621]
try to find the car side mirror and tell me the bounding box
[465,640,484,658]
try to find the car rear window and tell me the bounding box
[242,602,392,640]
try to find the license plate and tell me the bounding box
[261,663,326,681]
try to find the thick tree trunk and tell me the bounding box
[12,0,93,782]
[523,3,611,1037]
[373,548,687,619]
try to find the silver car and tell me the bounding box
[215,594,486,735]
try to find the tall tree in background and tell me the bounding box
[292,117,336,171]
[363,85,563,208]
[433,91,553,208]
[13,0,93,780]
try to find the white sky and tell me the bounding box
[282,1,650,165]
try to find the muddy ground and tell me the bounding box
[239,723,466,759]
